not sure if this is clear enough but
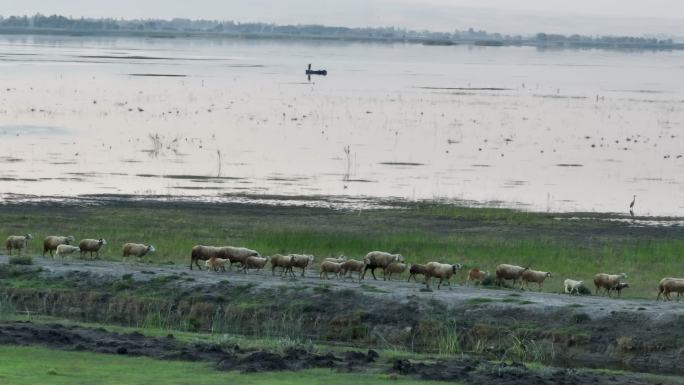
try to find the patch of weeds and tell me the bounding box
[565,303,584,308]
[519,300,535,305]
[121,273,133,280]
[314,284,332,293]
[140,270,156,275]
[571,313,591,324]
[8,256,33,265]
[507,293,522,297]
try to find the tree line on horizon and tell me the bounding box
[0,13,677,48]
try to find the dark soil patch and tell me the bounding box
[0,321,659,384]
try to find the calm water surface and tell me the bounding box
[0,35,683,214]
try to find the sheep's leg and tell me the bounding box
[300,267,305,278]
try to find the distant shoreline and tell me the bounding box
[1,26,682,51]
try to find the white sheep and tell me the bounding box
[122,243,156,263]
[593,273,627,296]
[319,261,343,279]
[215,246,260,270]
[495,264,529,289]
[43,235,75,257]
[190,245,218,270]
[361,251,404,281]
[270,254,294,277]
[289,254,314,277]
[241,256,269,274]
[55,244,80,259]
[340,259,365,281]
[657,278,684,301]
[385,262,407,281]
[323,256,347,263]
[79,238,107,259]
[5,234,33,255]
[424,262,463,289]
[563,279,585,295]
[521,269,552,291]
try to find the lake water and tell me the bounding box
[0,35,683,215]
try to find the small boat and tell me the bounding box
[305,64,327,76]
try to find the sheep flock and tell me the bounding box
[3,233,683,301]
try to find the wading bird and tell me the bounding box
[629,195,636,217]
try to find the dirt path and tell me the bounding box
[1,254,681,321]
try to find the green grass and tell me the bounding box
[0,345,443,385]
[1,201,683,298]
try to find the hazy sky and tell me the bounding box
[3,0,684,36]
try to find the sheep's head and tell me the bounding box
[25,234,33,240]
[619,273,628,279]
[394,254,404,263]
[545,272,552,278]
[99,239,107,245]
[147,245,156,252]
[66,235,75,243]
[307,255,315,263]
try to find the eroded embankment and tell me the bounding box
[0,321,661,385]
[1,262,683,375]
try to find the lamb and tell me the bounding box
[289,254,315,277]
[270,254,295,277]
[361,251,404,281]
[495,264,529,289]
[564,279,585,295]
[215,246,260,271]
[385,262,407,281]
[593,273,628,296]
[43,235,75,257]
[190,245,218,270]
[5,234,33,255]
[319,261,343,279]
[79,238,107,259]
[340,259,365,281]
[610,282,630,296]
[521,269,552,291]
[205,257,229,272]
[122,243,156,262]
[407,263,429,282]
[241,256,269,273]
[657,278,684,301]
[55,244,80,259]
[424,262,463,289]
[466,268,489,286]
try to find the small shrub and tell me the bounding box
[46,368,58,376]
[8,256,33,265]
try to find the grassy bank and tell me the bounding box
[0,345,439,385]
[1,200,683,297]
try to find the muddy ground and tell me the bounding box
[0,320,662,385]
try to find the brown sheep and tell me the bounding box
[205,257,228,272]
[43,235,75,257]
[466,268,489,286]
[190,245,218,270]
[5,234,33,255]
[79,238,107,259]
[408,263,429,282]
